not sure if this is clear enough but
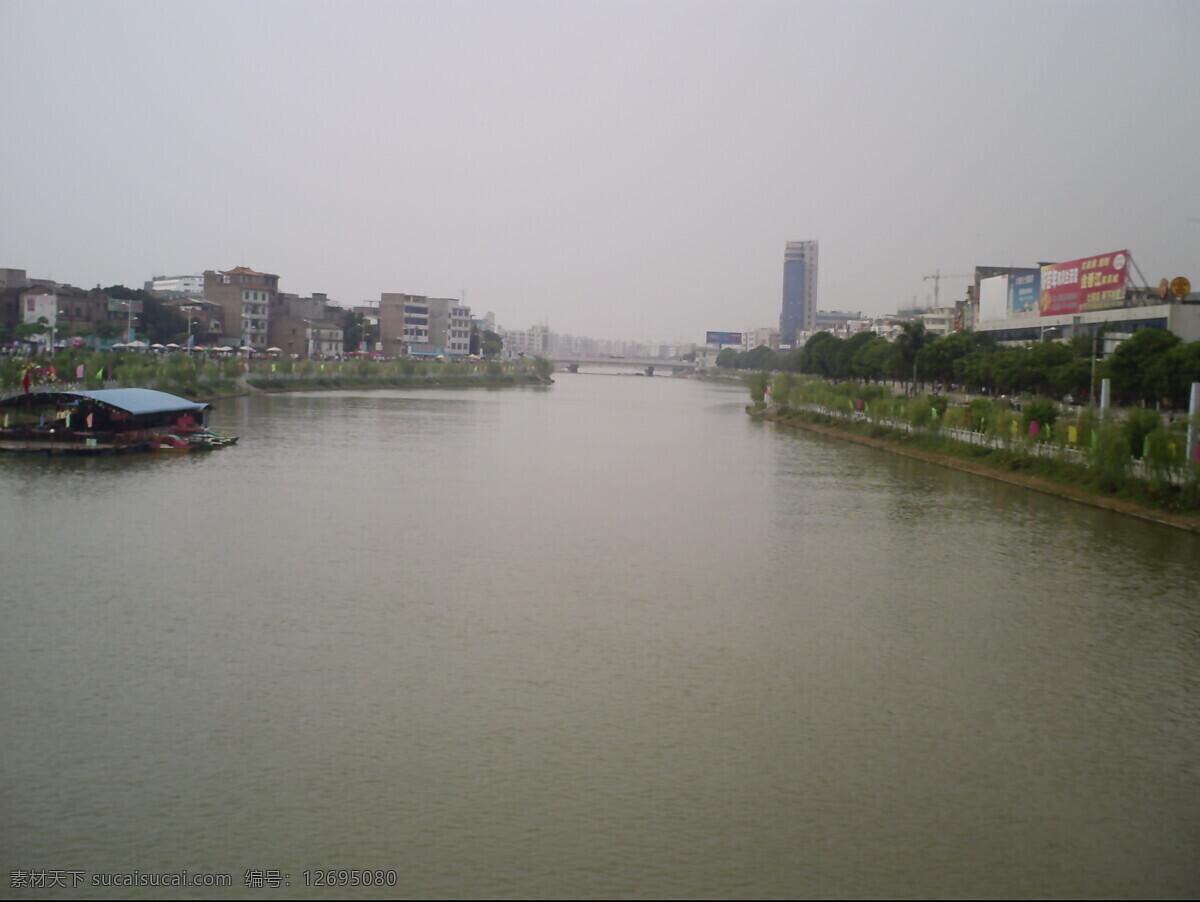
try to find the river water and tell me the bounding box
[2,375,1198,899]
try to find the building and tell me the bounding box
[202,266,279,348]
[741,328,780,352]
[269,292,345,358]
[972,250,1200,345]
[147,274,204,298]
[780,240,819,346]
[162,297,221,346]
[501,323,550,358]
[0,268,29,292]
[378,294,472,358]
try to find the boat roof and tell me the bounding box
[0,389,207,415]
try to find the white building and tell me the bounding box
[148,274,205,297]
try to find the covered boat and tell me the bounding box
[0,388,225,455]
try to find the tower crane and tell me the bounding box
[922,270,973,308]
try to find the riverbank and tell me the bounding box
[750,405,1200,535]
[132,372,552,404]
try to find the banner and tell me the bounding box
[1008,270,1041,316]
[706,331,743,345]
[1039,250,1128,316]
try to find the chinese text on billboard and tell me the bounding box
[1039,250,1128,316]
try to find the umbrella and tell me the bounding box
[129,340,148,348]
[266,347,282,353]
[165,343,180,349]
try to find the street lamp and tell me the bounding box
[119,300,137,344]
[181,304,201,348]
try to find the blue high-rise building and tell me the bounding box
[780,240,818,346]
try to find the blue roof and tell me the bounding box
[74,389,208,416]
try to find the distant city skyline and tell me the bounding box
[3,1,1197,342]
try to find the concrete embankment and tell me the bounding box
[749,406,1200,535]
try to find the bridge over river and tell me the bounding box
[548,355,695,375]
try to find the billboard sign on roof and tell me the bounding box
[706,331,743,345]
[1039,250,1128,316]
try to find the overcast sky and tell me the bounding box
[3,0,1198,341]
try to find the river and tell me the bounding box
[2,374,1197,899]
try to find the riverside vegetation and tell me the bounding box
[1,351,555,400]
[746,372,1200,524]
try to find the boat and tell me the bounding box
[0,388,237,455]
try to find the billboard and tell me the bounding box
[1007,269,1041,316]
[1039,250,1128,316]
[706,331,743,345]
[978,276,1009,323]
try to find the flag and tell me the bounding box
[21,366,31,393]
[96,367,104,380]
[1030,421,1039,437]
[76,364,85,379]
[1068,426,1078,444]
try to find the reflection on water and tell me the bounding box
[2,377,1197,899]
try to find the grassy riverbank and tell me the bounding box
[2,353,553,402]
[746,377,1200,533]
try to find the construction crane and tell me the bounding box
[922,270,972,308]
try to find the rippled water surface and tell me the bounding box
[2,376,1198,899]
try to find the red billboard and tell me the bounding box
[1039,250,1129,316]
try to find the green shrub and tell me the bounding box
[1122,408,1162,459]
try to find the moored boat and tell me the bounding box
[0,388,235,456]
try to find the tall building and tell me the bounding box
[203,266,279,348]
[780,240,818,346]
[378,293,472,357]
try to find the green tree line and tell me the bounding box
[719,324,1200,409]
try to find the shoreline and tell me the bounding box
[749,406,1200,535]
[194,373,552,403]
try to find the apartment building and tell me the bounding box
[203,266,279,348]
[379,293,472,357]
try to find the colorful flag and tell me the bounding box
[1068,426,1078,444]
[76,364,85,379]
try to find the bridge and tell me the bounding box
[547,356,695,376]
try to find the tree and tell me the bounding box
[892,321,929,393]
[743,344,777,371]
[15,317,51,344]
[851,336,890,383]
[1107,328,1181,405]
[481,330,503,358]
[715,347,739,368]
[916,332,971,390]
[342,310,378,353]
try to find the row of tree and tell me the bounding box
[717,323,1200,409]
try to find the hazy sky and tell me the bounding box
[3,0,1198,341]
